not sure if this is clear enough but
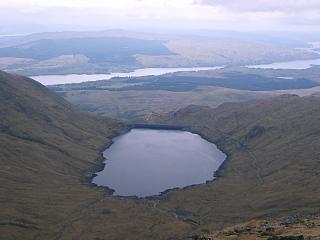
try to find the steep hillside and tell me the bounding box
[0,71,190,240]
[148,95,320,234]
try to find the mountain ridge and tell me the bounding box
[0,70,191,240]
[146,94,320,232]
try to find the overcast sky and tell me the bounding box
[0,0,320,34]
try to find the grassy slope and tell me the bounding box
[0,71,190,240]
[149,95,320,233]
[208,215,320,239]
[63,87,272,119]
[2,70,320,239]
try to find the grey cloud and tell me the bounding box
[196,0,320,12]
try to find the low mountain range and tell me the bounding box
[0,30,318,75]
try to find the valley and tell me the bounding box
[49,65,320,120]
[1,70,320,239]
[1,25,320,240]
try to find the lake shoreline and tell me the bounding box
[81,125,130,196]
[85,124,229,199]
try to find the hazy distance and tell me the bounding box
[1,0,320,35]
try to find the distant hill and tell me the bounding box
[0,37,173,63]
[0,30,318,75]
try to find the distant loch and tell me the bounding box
[247,58,320,70]
[31,66,223,85]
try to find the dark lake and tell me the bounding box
[92,128,226,197]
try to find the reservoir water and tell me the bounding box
[92,129,226,197]
[31,66,223,85]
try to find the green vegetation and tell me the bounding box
[148,94,320,233]
[2,70,320,239]
[51,66,320,120]
[0,71,190,239]
[52,72,318,92]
